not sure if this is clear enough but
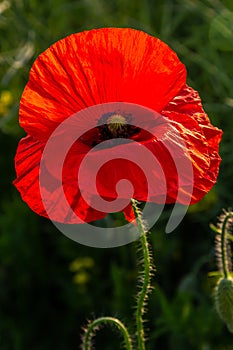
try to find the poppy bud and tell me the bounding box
[215,277,233,333]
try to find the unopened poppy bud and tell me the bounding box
[215,277,233,333]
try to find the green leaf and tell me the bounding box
[209,9,233,51]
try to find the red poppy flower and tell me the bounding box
[14,28,222,224]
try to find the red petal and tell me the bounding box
[19,28,186,141]
[14,135,107,224]
[162,84,222,202]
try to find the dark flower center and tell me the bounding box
[80,111,142,147]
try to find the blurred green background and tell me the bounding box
[1,0,233,349]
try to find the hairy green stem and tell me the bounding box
[131,199,153,350]
[82,317,133,350]
[221,212,233,278]
[82,200,154,350]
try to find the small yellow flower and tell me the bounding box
[1,91,13,105]
[0,90,13,117]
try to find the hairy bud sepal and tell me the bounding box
[215,277,233,333]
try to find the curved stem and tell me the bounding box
[131,199,153,350]
[82,316,133,350]
[221,212,233,278]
